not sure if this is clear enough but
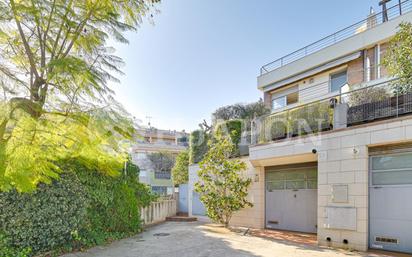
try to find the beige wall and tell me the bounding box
[230,157,265,229]
[188,158,265,229]
[249,116,412,251]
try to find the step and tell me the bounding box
[166,216,198,222]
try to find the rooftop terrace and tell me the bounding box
[260,0,412,76]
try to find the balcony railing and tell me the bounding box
[252,79,412,145]
[154,171,171,180]
[260,0,412,75]
[252,98,333,144]
[342,79,412,125]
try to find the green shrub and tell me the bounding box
[72,161,155,247]
[215,120,242,157]
[189,130,209,164]
[0,160,155,256]
[171,150,189,185]
[0,172,88,254]
[0,232,31,257]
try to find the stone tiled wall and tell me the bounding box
[249,116,412,251]
[229,158,265,229]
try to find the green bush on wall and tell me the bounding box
[0,160,155,257]
[215,119,242,157]
[0,172,88,255]
[189,130,209,164]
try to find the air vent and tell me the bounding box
[268,220,279,225]
[375,237,399,244]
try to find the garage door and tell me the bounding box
[265,163,317,233]
[369,151,412,254]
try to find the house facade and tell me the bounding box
[189,1,412,254]
[132,127,188,195]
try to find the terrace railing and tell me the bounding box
[342,79,412,125]
[252,79,412,145]
[154,171,172,180]
[260,0,412,75]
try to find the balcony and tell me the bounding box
[154,171,171,180]
[260,0,412,76]
[251,79,412,145]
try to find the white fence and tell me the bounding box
[140,199,177,226]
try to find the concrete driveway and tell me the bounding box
[62,222,406,257]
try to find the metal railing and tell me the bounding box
[252,79,412,145]
[342,79,412,125]
[252,97,333,144]
[154,171,171,180]
[260,0,412,75]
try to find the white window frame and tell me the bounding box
[272,96,287,110]
[329,69,348,93]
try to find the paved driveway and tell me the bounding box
[62,222,406,257]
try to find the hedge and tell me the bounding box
[215,119,245,157]
[189,130,209,164]
[0,160,155,257]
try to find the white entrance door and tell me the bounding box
[265,165,317,233]
[369,152,412,254]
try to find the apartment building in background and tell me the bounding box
[132,127,188,195]
[187,0,412,254]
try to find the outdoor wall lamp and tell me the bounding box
[254,174,259,182]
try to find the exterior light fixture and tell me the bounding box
[254,174,259,182]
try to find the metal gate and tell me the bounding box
[369,151,412,254]
[265,163,317,233]
[178,184,188,213]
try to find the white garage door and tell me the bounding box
[369,151,412,254]
[265,164,317,233]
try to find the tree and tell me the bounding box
[147,152,175,172]
[194,133,252,227]
[383,22,412,93]
[171,150,189,185]
[211,99,270,123]
[0,0,159,192]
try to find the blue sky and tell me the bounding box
[112,0,381,132]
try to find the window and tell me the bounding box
[271,91,299,110]
[266,168,317,191]
[371,152,412,185]
[287,92,299,105]
[136,153,147,160]
[330,70,347,92]
[272,96,286,110]
[152,186,168,195]
[139,170,147,177]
